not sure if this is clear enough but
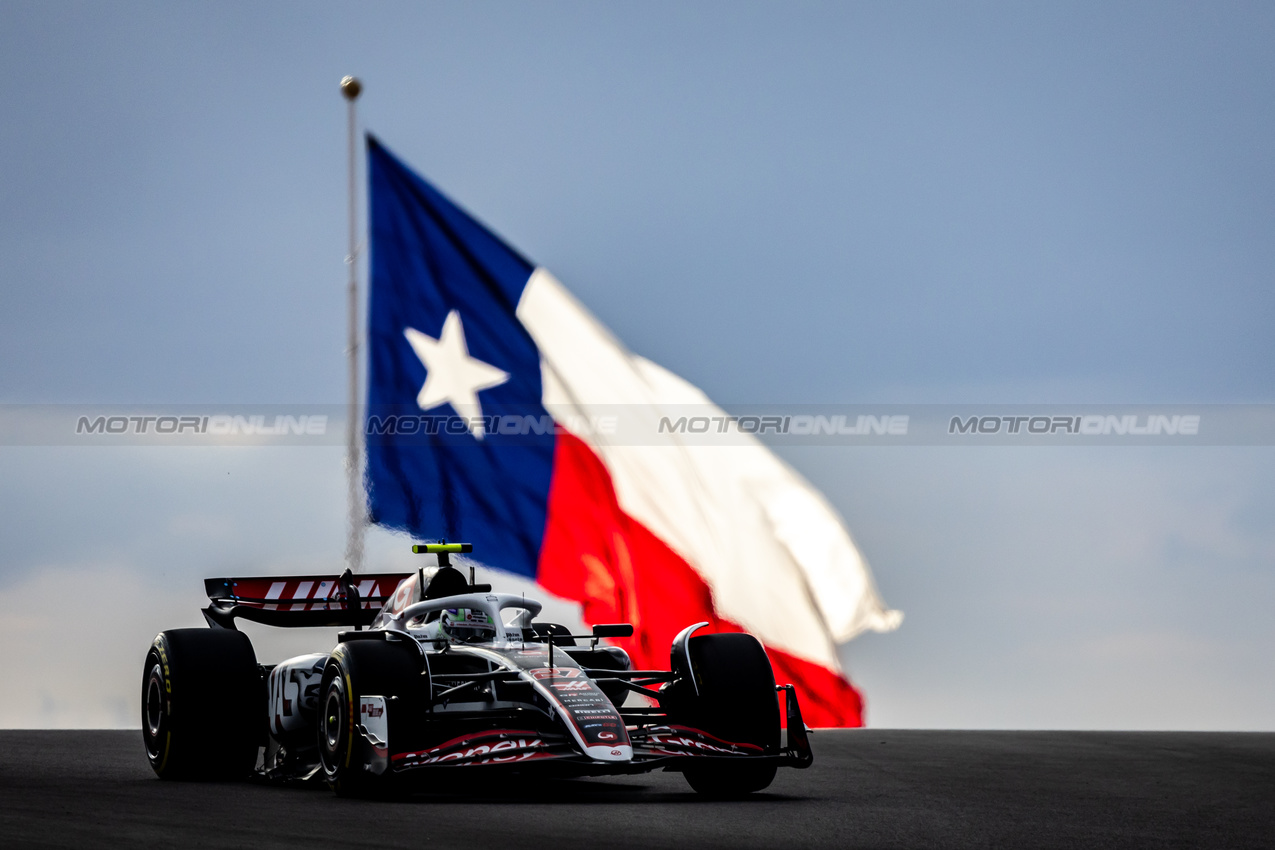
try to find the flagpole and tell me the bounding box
[341,75,365,573]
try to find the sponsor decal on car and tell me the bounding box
[530,667,580,680]
[358,696,390,773]
[633,725,766,757]
[550,680,592,692]
[392,729,561,768]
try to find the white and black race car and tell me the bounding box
[142,543,813,797]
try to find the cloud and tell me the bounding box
[0,562,195,728]
[813,446,1275,729]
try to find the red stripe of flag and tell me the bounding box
[537,432,865,727]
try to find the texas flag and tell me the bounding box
[364,136,901,727]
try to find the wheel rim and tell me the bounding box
[143,663,164,758]
[323,688,344,752]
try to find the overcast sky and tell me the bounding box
[1,2,1272,729]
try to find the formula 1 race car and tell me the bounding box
[141,543,812,797]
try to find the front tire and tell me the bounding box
[142,628,262,780]
[317,639,423,797]
[671,632,780,798]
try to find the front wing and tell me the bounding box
[379,684,814,777]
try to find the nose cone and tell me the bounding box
[585,744,633,762]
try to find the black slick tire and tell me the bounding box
[142,628,262,780]
[317,638,423,797]
[676,632,780,798]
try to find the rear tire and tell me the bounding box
[317,639,423,797]
[142,628,262,780]
[672,632,780,798]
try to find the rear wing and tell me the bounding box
[203,570,412,629]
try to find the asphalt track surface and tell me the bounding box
[1,731,1271,849]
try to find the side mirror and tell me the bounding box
[591,623,634,638]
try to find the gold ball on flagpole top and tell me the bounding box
[340,76,362,101]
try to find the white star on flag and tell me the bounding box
[403,310,509,439]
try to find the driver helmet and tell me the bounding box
[439,608,497,643]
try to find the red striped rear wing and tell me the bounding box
[203,573,412,629]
